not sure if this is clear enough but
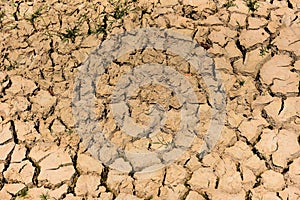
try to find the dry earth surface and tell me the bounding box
[0,0,300,199]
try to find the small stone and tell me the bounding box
[239,29,269,48]
[49,184,68,199]
[6,76,37,96]
[77,153,103,173]
[56,99,75,127]
[255,130,278,158]
[110,158,132,172]
[0,122,12,144]
[229,13,247,27]
[30,90,57,117]
[39,151,75,185]
[134,169,164,198]
[75,175,101,196]
[294,60,300,71]
[272,129,299,168]
[185,155,201,171]
[188,167,216,190]
[238,119,266,142]
[50,119,66,134]
[100,192,114,200]
[227,0,249,14]
[1,183,25,195]
[234,48,267,76]
[14,121,40,143]
[278,97,300,121]
[279,186,300,200]
[248,17,268,29]
[0,142,15,160]
[243,155,266,176]
[274,27,300,56]
[107,170,134,194]
[11,96,30,114]
[225,41,242,58]
[4,160,34,184]
[271,73,299,94]
[64,194,83,200]
[159,0,178,6]
[261,170,285,192]
[115,193,143,200]
[39,165,75,185]
[210,190,246,200]
[208,27,237,46]
[159,184,188,199]
[261,55,293,84]
[219,172,243,194]
[186,191,205,200]
[165,164,187,185]
[0,103,10,117]
[241,167,256,190]
[0,191,10,200]
[182,0,215,9]
[202,15,223,25]
[214,156,237,177]
[11,144,26,163]
[288,157,300,185]
[225,141,253,161]
[263,98,281,121]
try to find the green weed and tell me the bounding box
[5,61,18,71]
[239,80,245,86]
[40,193,50,200]
[17,187,28,197]
[108,0,137,20]
[259,46,269,57]
[59,26,79,43]
[223,0,237,8]
[0,10,5,27]
[259,42,274,57]
[153,136,172,148]
[26,6,44,28]
[246,0,259,12]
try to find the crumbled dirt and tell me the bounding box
[0,0,299,199]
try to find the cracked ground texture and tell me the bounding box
[0,0,299,199]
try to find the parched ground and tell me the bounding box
[0,0,300,199]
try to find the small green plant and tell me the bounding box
[59,26,79,43]
[259,42,274,57]
[223,0,237,8]
[246,0,259,12]
[259,46,269,57]
[0,10,5,28]
[17,187,28,197]
[153,136,172,148]
[109,0,130,19]
[40,193,50,200]
[236,21,242,31]
[88,18,106,35]
[58,14,88,42]
[108,0,136,20]
[93,24,106,34]
[239,80,245,86]
[5,61,18,71]
[26,6,44,28]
